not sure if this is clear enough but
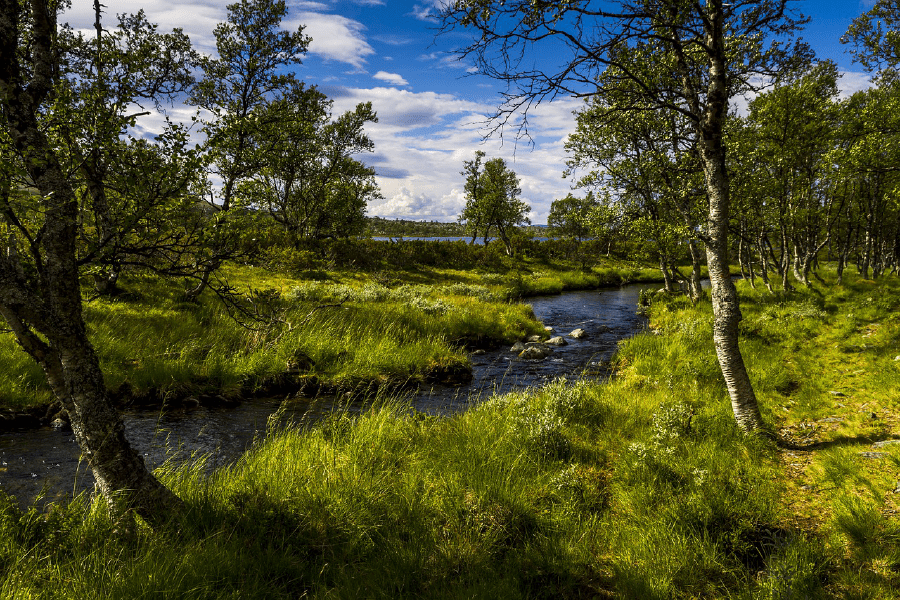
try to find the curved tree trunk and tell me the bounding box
[0,0,181,524]
[1,307,181,523]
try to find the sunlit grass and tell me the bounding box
[4,271,900,597]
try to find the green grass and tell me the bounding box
[8,264,899,597]
[0,380,793,599]
[0,256,663,411]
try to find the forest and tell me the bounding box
[1,0,900,598]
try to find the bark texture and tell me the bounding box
[692,3,765,433]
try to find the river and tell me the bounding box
[0,284,648,508]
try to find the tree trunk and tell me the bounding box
[687,239,704,302]
[660,256,675,293]
[1,307,181,523]
[0,0,181,523]
[689,3,765,433]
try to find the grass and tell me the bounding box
[3,268,899,597]
[0,256,661,411]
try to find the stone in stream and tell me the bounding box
[527,334,544,343]
[545,336,568,346]
[510,341,526,353]
[50,418,68,430]
[519,343,552,360]
[569,328,587,339]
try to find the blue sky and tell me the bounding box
[62,0,879,223]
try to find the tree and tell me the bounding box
[0,0,181,522]
[547,192,598,242]
[742,61,842,288]
[565,69,707,301]
[843,0,900,80]
[830,85,900,280]
[187,0,310,297]
[50,10,202,295]
[458,151,531,255]
[441,0,810,433]
[247,90,381,242]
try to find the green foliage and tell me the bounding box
[547,192,598,241]
[458,152,531,256]
[245,93,379,241]
[843,0,900,77]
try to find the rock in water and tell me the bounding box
[510,341,526,353]
[569,328,587,339]
[545,336,568,346]
[519,344,551,360]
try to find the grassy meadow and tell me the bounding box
[0,258,662,412]
[1,269,899,598]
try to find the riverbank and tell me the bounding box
[0,256,663,424]
[1,271,897,598]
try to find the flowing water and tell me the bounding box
[0,284,648,507]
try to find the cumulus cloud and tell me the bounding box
[369,187,468,221]
[323,86,491,131]
[373,71,410,86]
[839,71,874,97]
[288,12,374,68]
[323,85,577,222]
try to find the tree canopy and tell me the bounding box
[458,151,531,255]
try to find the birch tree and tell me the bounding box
[441,0,810,433]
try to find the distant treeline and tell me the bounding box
[364,216,547,238]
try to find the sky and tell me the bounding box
[60,0,881,224]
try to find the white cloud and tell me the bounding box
[839,70,874,97]
[288,12,374,68]
[294,1,330,10]
[322,86,576,223]
[372,34,416,46]
[410,4,435,20]
[373,71,409,86]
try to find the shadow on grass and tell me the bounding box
[776,432,895,452]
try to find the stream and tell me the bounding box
[0,283,649,508]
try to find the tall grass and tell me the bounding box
[0,267,546,410]
[6,266,898,597]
